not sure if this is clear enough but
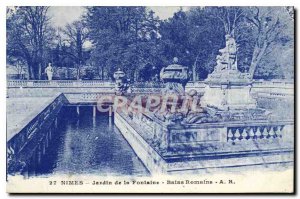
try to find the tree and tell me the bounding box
[7,6,55,79]
[210,6,293,79]
[6,56,27,79]
[159,7,225,80]
[85,6,161,80]
[244,7,293,78]
[211,6,245,38]
[62,20,89,79]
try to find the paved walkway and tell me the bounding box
[7,95,58,141]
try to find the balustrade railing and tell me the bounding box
[227,125,284,144]
[186,81,206,88]
[253,79,294,88]
[7,80,115,88]
[7,80,293,99]
[131,82,164,88]
[7,79,293,88]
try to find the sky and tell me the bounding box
[48,6,186,28]
[48,7,85,28]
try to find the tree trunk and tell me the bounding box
[33,63,39,80]
[27,61,32,80]
[77,64,80,80]
[192,53,200,81]
[30,62,39,80]
[192,63,197,82]
[249,42,268,78]
[38,63,42,80]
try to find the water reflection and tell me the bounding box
[36,106,149,176]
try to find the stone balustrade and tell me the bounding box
[63,92,114,103]
[226,124,293,144]
[7,80,293,90]
[131,87,162,94]
[6,79,294,99]
[253,79,294,88]
[7,80,115,88]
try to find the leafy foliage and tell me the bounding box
[7,6,55,79]
[6,6,294,80]
[85,7,161,80]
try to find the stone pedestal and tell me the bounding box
[202,70,257,110]
[202,83,256,110]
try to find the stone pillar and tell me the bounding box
[76,106,80,115]
[93,105,96,117]
[109,105,113,117]
[220,127,228,142]
[93,117,96,127]
[109,116,112,129]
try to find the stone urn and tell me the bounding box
[113,68,129,95]
[160,57,190,95]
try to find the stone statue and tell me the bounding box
[227,35,238,70]
[113,68,129,95]
[45,63,54,80]
[206,34,252,84]
[203,34,256,110]
[215,34,237,72]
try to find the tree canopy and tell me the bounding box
[6,6,294,80]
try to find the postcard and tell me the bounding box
[6,6,294,193]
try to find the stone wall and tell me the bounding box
[7,93,68,175]
[114,108,294,174]
[114,111,168,174]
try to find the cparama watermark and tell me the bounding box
[96,94,202,114]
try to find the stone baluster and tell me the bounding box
[27,81,33,87]
[262,127,269,139]
[257,127,263,139]
[228,128,233,141]
[227,125,283,142]
[235,129,241,140]
[276,126,282,138]
[249,128,255,139]
[269,127,275,138]
[241,128,248,140]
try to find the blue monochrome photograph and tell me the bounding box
[6,6,294,193]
